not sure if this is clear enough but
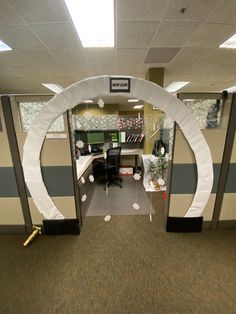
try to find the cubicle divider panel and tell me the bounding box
[0,97,27,233]
[10,96,78,226]
[168,93,232,226]
[219,94,236,228]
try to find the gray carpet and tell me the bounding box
[87,176,156,216]
[0,214,236,314]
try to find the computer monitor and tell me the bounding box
[87,132,104,144]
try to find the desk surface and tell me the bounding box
[76,148,143,180]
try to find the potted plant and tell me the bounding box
[147,148,167,190]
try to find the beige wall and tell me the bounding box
[143,103,163,154]
[173,129,227,164]
[169,194,215,221]
[29,197,76,225]
[73,103,119,116]
[0,198,25,224]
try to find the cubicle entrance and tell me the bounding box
[70,98,173,227]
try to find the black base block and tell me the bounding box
[166,216,203,233]
[43,219,80,235]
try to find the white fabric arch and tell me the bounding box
[22,76,213,219]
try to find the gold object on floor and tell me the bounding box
[23,226,42,247]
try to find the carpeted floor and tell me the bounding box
[0,215,236,313]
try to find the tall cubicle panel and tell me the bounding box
[219,95,236,228]
[10,95,78,226]
[0,97,25,233]
[168,93,231,226]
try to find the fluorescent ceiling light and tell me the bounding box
[165,81,189,93]
[219,33,236,49]
[128,99,139,103]
[223,85,236,92]
[0,40,12,51]
[84,99,93,103]
[64,0,114,47]
[133,105,143,109]
[41,83,64,93]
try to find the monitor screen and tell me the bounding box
[87,132,104,144]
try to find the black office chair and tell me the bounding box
[94,146,122,189]
[105,146,122,188]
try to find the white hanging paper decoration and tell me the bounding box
[133,203,140,210]
[89,175,94,182]
[158,178,165,186]
[76,140,84,148]
[133,173,141,181]
[81,177,85,184]
[88,144,92,153]
[98,98,105,108]
[104,151,107,159]
[81,194,87,202]
[104,214,111,222]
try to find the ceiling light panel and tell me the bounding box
[219,33,236,48]
[0,40,12,51]
[64,0,114,47]
[128,99,139,103]
[165,82,189,93]
[41,83,64,93]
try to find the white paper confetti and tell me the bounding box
[81,177,85,184]
[89,175,94,182]
[88,144,92,152]
[104,215,111,222]
[133,173,141,181]
[158,178,165,186]
[76,140,84,148]
[104,151,107,159]
[81,194,87,202]
[133,203,140,210]
[98,98,105,108]
[149,213,152,222]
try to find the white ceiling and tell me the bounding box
[0,0,236,97]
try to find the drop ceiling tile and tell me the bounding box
[91,64,117,75]
[196,48,236,66]
[163,0,219,21]
[51,49,88,66]
[30,23,80,49]
[39,64,68,76]
[84,48,115,65]
[186,22,236,48]
[152,21,200,47]
[63,64,92,78]
[117,21,159,48]
[0,66,45,77]
[22,50,61,67]
[6,0,69,23]
[0,77,46,93]
[167,47,210,70]
[117,0,169,20]
[0,25,46,50]
[0,0,23,25]
[207,0,236,24]
[114,64,142,76]
[0,51,32,67]
[145,47,181,63]
[116,48,147,65]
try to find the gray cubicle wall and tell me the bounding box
[219,94,236,228]
[7,95,79,228]
[168,93,233,227]
[0,97,26,233]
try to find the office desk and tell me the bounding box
[76,148,143,180]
